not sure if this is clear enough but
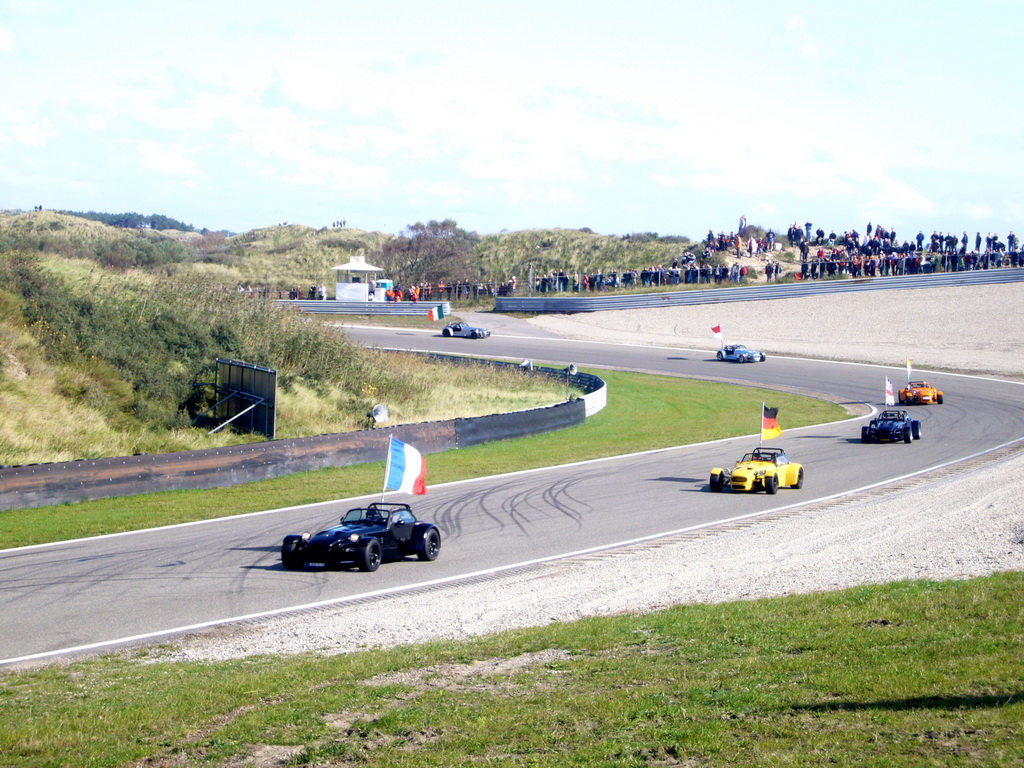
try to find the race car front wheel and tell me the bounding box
[765,474,778,494]
[709,471,725,492]
[281,538,306,570]
[358,540,382,572]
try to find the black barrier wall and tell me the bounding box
[0,363,604,511]
[456,399,585,448]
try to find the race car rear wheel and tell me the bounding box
[442,328,452,337]
[794,467,804,489]
[716,351,724,361]
[358,539,382,572]
[765,474,778,494]
[937,394,943,404]
[904,427,913,443]
[417,528,441,561]
[861,427,870,443]
[912,421,922,440]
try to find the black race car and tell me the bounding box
[861,409,922,444]
[281,502,441,572]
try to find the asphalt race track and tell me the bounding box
[3,324,1023,665]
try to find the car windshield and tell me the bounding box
[880,411,903,419]
[908,381,928,388]
[741,451,776,464]
[341,508,385,525]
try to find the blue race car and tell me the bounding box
[861,410,922,444]
[716,344,766,363]
[281,502,441,572]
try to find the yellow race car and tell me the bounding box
[709,447,804,494]
[899,380,943,405]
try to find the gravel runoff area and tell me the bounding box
[164,282,1024,662]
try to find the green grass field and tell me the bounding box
[1,574,1020,767]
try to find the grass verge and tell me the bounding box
[1,573,1020,766]
[0,368,845,548]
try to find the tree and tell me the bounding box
[373,220,479,284]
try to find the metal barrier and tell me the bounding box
[0,359,606,511]
[494,268,1024,313]
[277,300,452,316]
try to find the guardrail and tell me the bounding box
[423,354,607,418]
[276,300,452,316]
[0,359,605,510]
[494,268,1024,313]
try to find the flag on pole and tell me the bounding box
[383,436,427,495]
[761,404,782,441]
[906,359,912,382]
[427,305,446,321]
[885,377,895,406]
[712,324,723,345]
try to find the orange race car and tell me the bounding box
[899,380,944,405]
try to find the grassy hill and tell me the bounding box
[0,213,565,465]
[474,228,699,282]
[0,210,803,465]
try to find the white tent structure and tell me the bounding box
[331,255,385,301]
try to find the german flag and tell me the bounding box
[761,405,782,441]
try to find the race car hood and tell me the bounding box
[310,523,387,543]
[731,460,773,476]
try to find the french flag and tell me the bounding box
[384,436,427,495]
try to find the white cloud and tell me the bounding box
[0,28,13,51]
[546,187,575,203]
[405,181,467,202]
[786,15,805,32]
[962,202,994,220]
[870,179,933,213]
[290,155,387,191]
[11,123,50,146]
[133,139,199,176]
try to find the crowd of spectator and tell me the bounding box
[261,219,1022,302]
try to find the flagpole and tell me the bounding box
[759,402,763,447]
[381,434,393,503]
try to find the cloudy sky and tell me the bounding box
[2,1,1021,239]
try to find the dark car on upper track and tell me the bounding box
[442,321,491,339]
[281,502,441,572]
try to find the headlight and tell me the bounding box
[348,533,360,542]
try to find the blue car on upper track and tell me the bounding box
[716,344,766,363]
